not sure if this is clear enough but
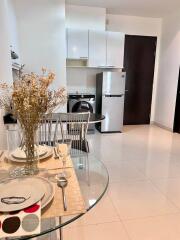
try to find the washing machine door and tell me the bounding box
[72,101,93,113]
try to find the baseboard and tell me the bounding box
[151,121,173,132]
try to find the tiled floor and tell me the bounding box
[63,125,180,240]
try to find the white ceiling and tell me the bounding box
[66,0,180,18]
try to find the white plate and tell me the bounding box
[0,177,45,212]
[35,177,55,209]
[11,145,48,160]
[7,147,53,163]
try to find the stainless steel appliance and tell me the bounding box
[68,93,95,132]
[96,72,126,133]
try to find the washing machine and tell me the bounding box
[68,93,95,132]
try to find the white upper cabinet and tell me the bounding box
[67,28,88,59]
[66,28,125,68]
[88,30,106,67]
[106,32,125,68]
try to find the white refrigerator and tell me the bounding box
[96,72,126,133]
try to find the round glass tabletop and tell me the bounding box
[0,127,109,239]
[50,112,105,124]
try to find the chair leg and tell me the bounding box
[84,139,90,153]
[85,153,90,186]
[78,156,84,169]
[59,217,63,240]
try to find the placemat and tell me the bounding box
[42,168,86,218]
[0,202,41,238]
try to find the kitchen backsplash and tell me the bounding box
[66,67,102,94]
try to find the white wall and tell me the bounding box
[154,12,180,130]
[7,0,20,64]
[107,14,162,122]
[0,0,13,84]
[12,0,66,95]
[66,5,106,30]
[107,14,162,36]
[0,0,14,122]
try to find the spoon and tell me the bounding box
[57,176,68,211]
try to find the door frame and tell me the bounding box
[173,67,180,133]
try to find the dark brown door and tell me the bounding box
[173,68,180,133]
[123,35,157,125]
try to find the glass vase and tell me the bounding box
[9,127,40,177]
[23,128,39,175]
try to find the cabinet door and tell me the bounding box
[67,28,88,59]
[88,30,106,67]
[106,32,125,68]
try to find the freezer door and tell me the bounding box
[102,72,125,95]
[101,95,124,132]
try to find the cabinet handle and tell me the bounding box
[97,65,119,69]
[97,65,116,68]
[80,57,88,59]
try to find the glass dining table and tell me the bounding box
[0,124,109,240]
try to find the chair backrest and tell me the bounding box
[38,112,90,152]
[58,112,90,154]
[38,113,58,146]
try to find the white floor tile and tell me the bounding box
[62,193,119,227]
[63,222,130,240]
[135,159,180,180]
[108,180,179,220]
[124,213,180,240]
[152,178,180,209]
[105,161,146,182]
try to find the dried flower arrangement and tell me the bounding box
[0,67,67,175]
[0,82,13,114]
[0,67,67,116]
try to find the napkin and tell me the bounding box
[0,201,41,238]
